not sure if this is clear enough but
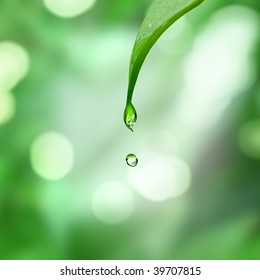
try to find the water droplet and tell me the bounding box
[124,103,137,131]
[126,154,138,167]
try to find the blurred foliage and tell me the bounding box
[0,0,259,260]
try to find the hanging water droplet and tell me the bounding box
[126,154,138,167]
[124,103,137,131]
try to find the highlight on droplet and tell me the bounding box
[30,131,74,180]
[128,152,191,201]
[0,90,15,126]
[0,41,29,90]
[43,0,96,18]
[91,182,134,224]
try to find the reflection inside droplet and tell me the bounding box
[124,102,137,131]
[128,114,136,131]
[126,154,138,167]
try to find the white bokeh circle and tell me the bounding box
[30,132,74,180]
[0,90,15,126]
[43,0,96,18]
[91,182,134,224]
[0,41,29,90]
[128,153,191,201]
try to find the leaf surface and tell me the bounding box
[126,0,205,105]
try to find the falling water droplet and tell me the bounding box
[124,103,137,131]
[126,154,138,167]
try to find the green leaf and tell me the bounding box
[124,0,205,130]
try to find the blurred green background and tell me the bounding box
[0,0,259,260]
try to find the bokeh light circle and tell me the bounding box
[30,132,74,180]
[0,41,29,90]
[128,153,191,201]
[91,182,134,224]
[43,0,95,18]
[238,119,260,159]
[0,90,15,125]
